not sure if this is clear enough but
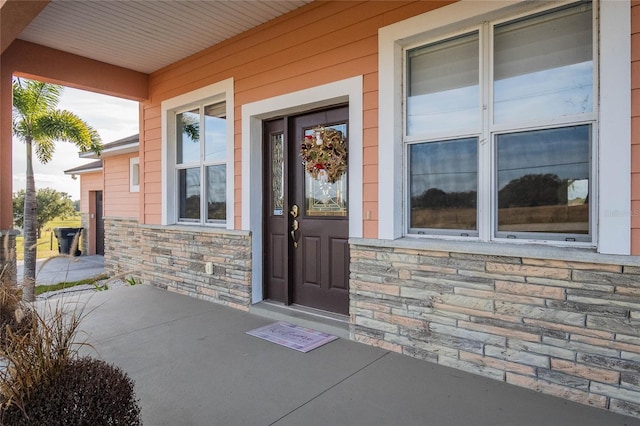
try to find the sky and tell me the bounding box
[12,86,139,200]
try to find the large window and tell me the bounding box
[405,2,595,242]
[175,101,227,224]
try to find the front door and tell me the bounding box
[263,106,350,315]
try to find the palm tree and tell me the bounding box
[12,78,102,301]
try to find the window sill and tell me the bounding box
[142,223,250,237]
[350,237,640,267]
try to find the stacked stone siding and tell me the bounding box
[350,239,640,418]
[80,213,90,256]
[104,218,252,310]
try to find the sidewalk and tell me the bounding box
[16,254,105,286]
[64,285,639,426]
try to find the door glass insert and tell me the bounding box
[271,133,284,215]
[304,123,348,217]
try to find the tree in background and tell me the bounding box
[12,188,77,238]
[12,78,102,301]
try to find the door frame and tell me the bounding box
[242,76,363,304]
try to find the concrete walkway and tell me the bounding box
[17,254,105,286]
[55,285,639,426]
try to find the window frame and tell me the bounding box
[378,0,630,253]
[129,156,140,193]
[161,79,234,229]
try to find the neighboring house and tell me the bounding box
[2,0,640,418]
[63,134,140,256]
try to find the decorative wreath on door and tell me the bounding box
[299,127,347,183]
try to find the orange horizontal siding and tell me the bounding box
[140,1,477,237]
[103,154,138,219]
[79,172,103,213]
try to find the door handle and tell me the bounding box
[291,219,299,248]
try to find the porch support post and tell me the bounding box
[0,57,18,285]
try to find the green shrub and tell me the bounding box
[1,357,141,425]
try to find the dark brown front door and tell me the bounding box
[263,106,349,315]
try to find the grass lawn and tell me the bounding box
[35,274,108,296]
[15,216,82,260]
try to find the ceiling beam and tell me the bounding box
[3,40,149,101]
[1,0,49,54]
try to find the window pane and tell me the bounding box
[206,165,226,222]
[204,102,226,163]
[407,32,479,136]
[131,163,140,186]
[409,138,477,231]
[494,3,593,124]
[177,109,200,164]
[179,168,200,221]
[496,125,590,236]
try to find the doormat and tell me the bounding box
[246,322,338,353]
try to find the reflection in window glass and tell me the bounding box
[206,165,226,222]
[204,102,226,163]
[496,125,590,235]
[409,138,477,231]
[407,32,479,136]
[177,109,200,164]
[179,168,201,221]
[494,3,593,124]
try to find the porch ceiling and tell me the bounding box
[16,0,312,74]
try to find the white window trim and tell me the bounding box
[129,156,140,193]
[242,76,363,304]
[161,78,234,229]
[379,0,630,255]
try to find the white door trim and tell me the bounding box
[241,76,364,304]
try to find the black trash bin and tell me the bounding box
[53,227,83,256]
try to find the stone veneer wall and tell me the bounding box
[80,213,90,256]
[104,218,252,310]
[350,239,640,418]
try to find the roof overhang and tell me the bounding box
[80,142,139,159]
[64,159,103,175]
[2,0,312,75]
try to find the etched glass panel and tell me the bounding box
[271,133,284,215]
[304,123,348,217]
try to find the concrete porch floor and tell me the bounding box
[55,285,640,426]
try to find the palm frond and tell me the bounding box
[12,79,62,119]
[33,110,102,163]
[33,137,55,164]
